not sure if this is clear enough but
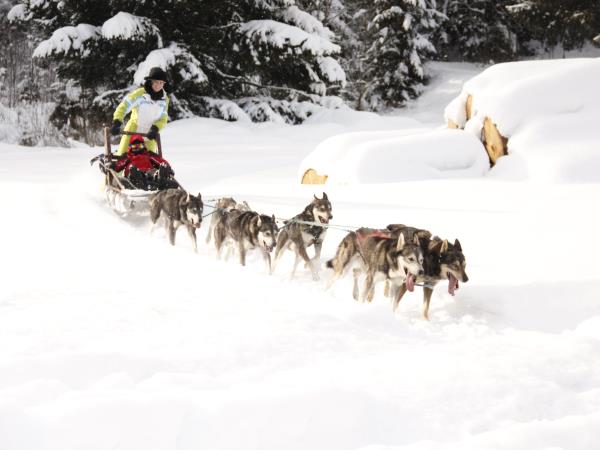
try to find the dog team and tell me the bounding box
[148,188,468,320]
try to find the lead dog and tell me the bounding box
[386,224,468,320]
[205,197,250,244]
[214,209,279,273]
[272,193,333,280]
[149,188,203,251]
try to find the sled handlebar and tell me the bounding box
[103,126,163,157]
[119,130,159,138]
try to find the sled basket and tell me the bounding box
[99,126,175,216]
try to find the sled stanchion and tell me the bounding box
[103,126,112,187]
[157,133,163,157]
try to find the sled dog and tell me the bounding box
[205,197,251,244]
[214,209,279,273]
[272,193,333,280]
[349,229,424,303]
[149,188,203,251]
[386,224,469,320]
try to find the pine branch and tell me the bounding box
[206,61,318,101]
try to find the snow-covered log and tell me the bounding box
[445,58,600,166]
[299,129,489,184]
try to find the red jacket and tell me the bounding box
[113,150,171,177]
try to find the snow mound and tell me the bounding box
[445,58,600,183]
[299,129,490,184]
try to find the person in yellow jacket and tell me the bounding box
[110,66,170,155]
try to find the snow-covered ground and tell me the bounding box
[2,62,600,450]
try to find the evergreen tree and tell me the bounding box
[7,0,346,141]
[508,0,600,56]
[433,0,516,62]
[363,0,441,110]
[296,0,365,107]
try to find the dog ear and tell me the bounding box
[256,216,262,228]
[314,193,318,200]
[197,192,202,201]
[429,239,443,255]
[413,234,420,245]
[272,214,276,223]
[322,192,328,200]
[454,239,462,251]
[243,200,250,209]
[441,239,449,253]
[396,232,405,251]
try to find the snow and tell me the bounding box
[2,61,600,450]
[299,129,490,183]
[32,24,100,58]
[444,58,600,182]
[6,3,29,22]
[133,42,208,86]
[239,20,340,57]
[282,5,334,40]
[318,56,347,85]
[101,12,163,48]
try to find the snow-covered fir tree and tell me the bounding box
[433,0,516,62]
[296,0,370,107]
[508,0,600,56]
[363,0,442,110]
[6,0,346,140]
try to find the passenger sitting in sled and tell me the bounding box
[112,134,178,190]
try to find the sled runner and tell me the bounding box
[91,126,180,215]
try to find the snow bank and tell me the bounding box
[445,58,600,182]
[299,129,490,184]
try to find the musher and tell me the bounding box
[110,66,170,156]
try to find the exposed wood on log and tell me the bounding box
[301,169,328,184]
[466,95,473,120]
[483,117,508,164]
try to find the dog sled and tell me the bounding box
[92,126,180,216]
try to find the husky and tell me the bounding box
[214,209,279,273]
[205,197,250,244]
[351,230,424,303]
[326,227,391,288]
[272,193,333,280]
[386,224,469,320]
[149,188,203,251]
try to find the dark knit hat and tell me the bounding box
[144,66,168,82]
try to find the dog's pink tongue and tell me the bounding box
[448,273,458,296]
[406,273,415,292]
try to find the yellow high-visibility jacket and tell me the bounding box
[113,87,169,155]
